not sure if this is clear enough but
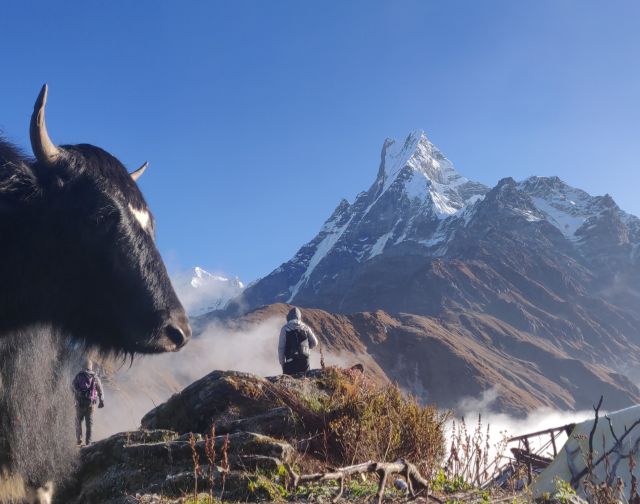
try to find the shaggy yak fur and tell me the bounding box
[0,86,191,502]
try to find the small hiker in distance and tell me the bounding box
[72,358,104,446]
[278,307,319,375]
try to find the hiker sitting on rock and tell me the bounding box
[278,307,319,375]
[72,358,104,446]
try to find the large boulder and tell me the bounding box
[216,406,296,438]
[140,369,337,437]
[141,371,276,434]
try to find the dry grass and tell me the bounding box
[445,415,509,488]
[321,369,448,475]
[187,429,231,504]
[264,367,449,476]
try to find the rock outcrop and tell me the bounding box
[140,371,275,434]
[57,369,359,503]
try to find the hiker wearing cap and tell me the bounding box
[278,307,319,375]
[72,359,104,446]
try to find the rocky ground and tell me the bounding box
[53,367,599,504]
[56,369,380,503]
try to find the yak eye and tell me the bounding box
[92,205,118,228]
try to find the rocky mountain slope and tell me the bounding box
[224,131,640,411]
[205,304,639,416]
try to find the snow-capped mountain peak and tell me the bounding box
[378,130,464,189]
[374,131,487,218]
[190,266,244,290]
[173,267,244,316]
[230,131,640,319]
[273,132,490,302]
[516,176,634,241]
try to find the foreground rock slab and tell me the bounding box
[57,429,293,504]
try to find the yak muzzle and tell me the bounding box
[156,311,191,352]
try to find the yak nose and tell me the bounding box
[160,311,191,351]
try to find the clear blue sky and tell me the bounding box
[2,1,639,281]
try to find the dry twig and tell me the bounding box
[286,459,444,504]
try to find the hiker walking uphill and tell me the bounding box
[73,359,104,446]
[278,307,319,375]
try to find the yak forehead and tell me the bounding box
[65,144,155,231]
[128,203,152,231]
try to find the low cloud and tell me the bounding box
[96,341,597,447]
[455,386,595,459]
[92,316,345,440]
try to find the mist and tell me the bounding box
[92,317,343,440]
[96,324,599,449]
[97,329,598,459]
[455,386,596,459]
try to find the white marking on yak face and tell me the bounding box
[128,203,151,231]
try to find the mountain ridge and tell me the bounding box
[222,131,640,412]
[201,303,640,416]
[230,131,640,317]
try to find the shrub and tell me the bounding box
[270,367,448,475]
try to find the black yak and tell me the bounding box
[0,85,191,502]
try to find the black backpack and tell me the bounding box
[284,327,310,361]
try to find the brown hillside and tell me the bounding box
[204,304,640,416]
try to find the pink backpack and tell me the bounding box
[75,372,97,406]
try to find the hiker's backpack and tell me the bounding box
[74,371,97,407]
[284,327,310,362]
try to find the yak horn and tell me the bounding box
[130,162,149,181]
[30,84,62,165]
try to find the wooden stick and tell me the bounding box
[286,459,444,504]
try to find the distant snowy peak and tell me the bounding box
[374,130,488,217]
[173,267,244,317]
[516,176,629,240]
[191,266,244,290]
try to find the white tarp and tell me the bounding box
[531,404,640,500]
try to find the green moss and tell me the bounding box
[246,473,289,501]
[345,478,379,498]
[182,494,216,504]
[431,468,473,493]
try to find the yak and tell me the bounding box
[0,85,191,502]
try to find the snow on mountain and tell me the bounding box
[283,130,490,301]
[225,132,640,415]
[516,176,617,239]
[376,129,484,215]
[231,130,640,314]
[172,267,244,316]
